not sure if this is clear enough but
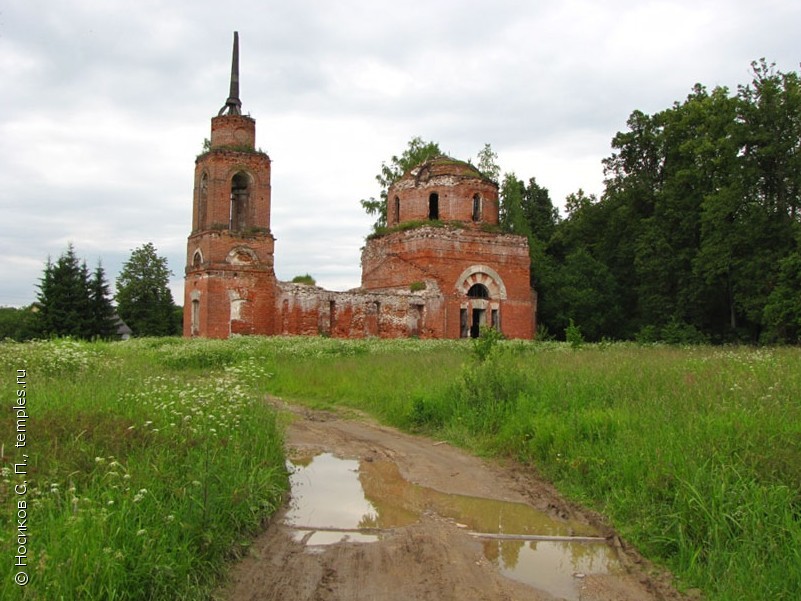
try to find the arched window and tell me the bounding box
[230,172,250,231]
[472,194,481,222]
[467,283,490,299]
[428,192,439,220]
[191,299,200,336]
[192,250,203,268]
[394,196,400,225]
[198,172,209,230]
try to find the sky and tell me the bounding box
[1,0,799,307]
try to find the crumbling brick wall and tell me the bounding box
[275,282,445,339]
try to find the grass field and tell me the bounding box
[0,338,287,600]
[259,336,801,601]
[1,335,799,600]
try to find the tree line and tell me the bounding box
[1,242,181,341]
[364,60,801,343]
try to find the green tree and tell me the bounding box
[36,244,93,338]
[360,136,442,231]
[761,237,801,343]
[498,173,530,235]
[0,307,38,341]
[526,60,801,342]
[545,248,622,341]
[115,243,178,337]
[88,263,118,339]
[475,143,500,183]
[521,177,559,242]
[564,189,596,217]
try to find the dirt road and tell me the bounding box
[219,402,686,601]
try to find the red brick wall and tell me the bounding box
[192,151,272,233]
[274,282,448,339]
[184,268,276,338]
[210,115,256,149]
[361,226,535,339]
[386,158,499,228]
[184,111,277,339]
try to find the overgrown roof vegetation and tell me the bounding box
[291,274,317,286]
[366,219,503,240]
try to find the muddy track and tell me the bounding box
[218,401,687,601]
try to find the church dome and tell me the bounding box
[386,155,499,228]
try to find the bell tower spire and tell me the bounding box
[219,31,242,116]
[185,31,276,339]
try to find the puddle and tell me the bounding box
[482,538,619,600]
[286,452,621,600]
[284,452,416,545]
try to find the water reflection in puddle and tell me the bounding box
[483,538,619,600]
[286,452,620,600]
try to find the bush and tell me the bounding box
[565,319,584,348]
[471,325,504,362]
[291,274,316,286]
[659,319,708,345]
[452,353,526,434]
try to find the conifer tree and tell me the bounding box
[88,263,118,339]
[36,244,92,338]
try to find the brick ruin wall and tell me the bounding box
[361,226,536,339]
[275,282,446,339]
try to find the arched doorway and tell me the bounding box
[456,267,506,339]
[467,283,489,338]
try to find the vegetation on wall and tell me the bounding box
[291,273,317,286]
[360,136,443,231]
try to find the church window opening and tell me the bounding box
[192,250,203,268]
[191,299,200,336]
[472,194,481,221]
[230,171,250,231]
[394,196,400,225]
[428,192,439,220]
[467,283,490,299]
[198,172,209,230]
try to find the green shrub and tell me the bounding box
[291,274,316,286]
[471,325,504,362]
[565,319,584,348]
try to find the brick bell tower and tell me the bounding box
[183,32,276,338]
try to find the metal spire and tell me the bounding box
[218,32,242,116]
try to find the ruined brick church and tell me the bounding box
[184,34,536,339]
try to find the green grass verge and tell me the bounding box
[0,338,287,600]
[255,336,801,601]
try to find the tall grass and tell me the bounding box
[0,338,287,600]
[244,336,801,601]
[3,335,797,600]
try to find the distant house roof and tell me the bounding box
[113,314,133,339]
